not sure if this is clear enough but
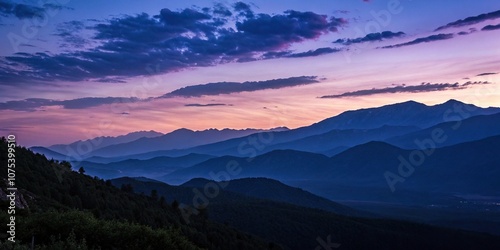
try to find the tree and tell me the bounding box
[61,161,72,169]
[159,196,166,207]
[172,200,179,210]
[78,167,85,174]
[121,184,134,193]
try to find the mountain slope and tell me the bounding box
[164,135,500,196]
[303,99,500,133]
[112,176,500,250]
[263,125,419,155]
[48,130,163,154]
[30,146,70,161]
[385,112,500,149]
[161,150,331,184]
[73,153,215,179]
[90,127,289,157]
[0,138,278,250]
[180,177,363,216]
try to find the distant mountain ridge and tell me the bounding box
[74,127,289,158]
[30,100,500,161]
[163,134,500,196]
[385,112,500,149]
[48,130,163,155]
[107,99,500,158]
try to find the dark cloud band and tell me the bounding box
[380,33,453,49]
[0,76,319,111]
[333,31,405,45]
[435,10,500,31]
[163,76,320,98]
[320,81,491,99]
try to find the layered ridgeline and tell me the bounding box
[0,138,279,250]
[3,139,500,249]
[162,134,500,193]
[41,127,289,160]
[31,99,500,161]
[29,99,500,182]
[111,176,500,250]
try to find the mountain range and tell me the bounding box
[31,99,500,160]
[9,99,500,248]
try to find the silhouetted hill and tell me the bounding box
[0,138,278,250]
[30,146,69,161]
[164,135,500,196]
[73,153,215,179]
[112,176,500,250]
[162,150,331,184]
[183,177,366,216]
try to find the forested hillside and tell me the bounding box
[0,137,279,249]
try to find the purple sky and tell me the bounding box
[0,0,499,146]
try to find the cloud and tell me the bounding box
[163,76,320,97]
[380,33,453,49]
[287,47,340,58]
[0,76,320,111]
[477,72,497,76]
[435,10,500,31]
[184,103,229,107]
[333,31,405,45]
[1,4,346,85]
[319,81,491,98]
[0,1,71,20]
[261,47,340,59]
[482,23,500,31]
[0,97,139,111]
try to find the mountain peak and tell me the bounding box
[172,128,194,133]
[441,99,467,106]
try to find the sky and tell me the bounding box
[0,0,499,146]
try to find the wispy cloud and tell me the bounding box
[333,31,405,45]
[435,10,500,31]
[287,47,340,58]
[0,97,139,112]
[261,47,341,59]
[0,76,320,111]
[319,81,491,98]
[482,23,500,31]
[184,103,229,107]
[380,33,454,49]
[477,72,497,76]
[163,76,320,97]
[0,3,346,85]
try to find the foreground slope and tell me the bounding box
[0,138,278,250]
[114,176,500,250]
